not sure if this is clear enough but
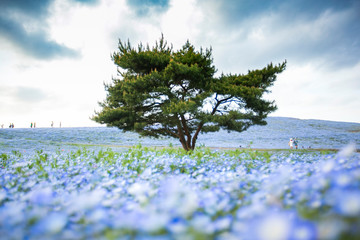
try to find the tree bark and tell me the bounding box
[177,120,189,151]
[191,122,204,150]
[180,115,192,150]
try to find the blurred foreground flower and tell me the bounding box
[31,212,67,235]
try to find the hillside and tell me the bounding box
[1,117,359,153]
[198,117,360,149]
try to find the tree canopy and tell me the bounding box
[92,36,286,150]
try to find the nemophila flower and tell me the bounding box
[337,143,357,159]
[200,189,220,215]
[67,188,106,213]
[27,187,54,205]
[237,201,267,220]
[353,168,360,181]
[140,167,153,179]
[191,213,215,235]
[248,210,294,240]
[289,219,317,240]
[0,201,26,225]
[309,175,329,192]
[319,158,337,174]
[84,222,108,237]
[31,212,67,235]
[138,211,170,233]
[166,217,188,234]
[213,215,233,232]
[307,193,324,209]
[263,163,293,198]
[0,189,6,202]
[333,172,353,188]
[333,190,360,217]
[156,176,199,218]
[87,207,107,223]
[316,219,346,239]
[128,181,153,204]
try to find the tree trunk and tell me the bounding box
[191,122,204,150]
[179,138,189,151]
[180,115,192,150]
[177,121,189,151]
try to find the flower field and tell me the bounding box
[1,143,360,239]
[1,117,359,153]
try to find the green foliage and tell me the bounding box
[0,153,9,168]
[11,150,22,158]
[93,35,286,150]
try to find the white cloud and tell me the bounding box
[160,0,204,47]
[268,62,360,123]
[15,86,48,102]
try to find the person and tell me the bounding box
[294,138,298,149]
[30,122,33,128]
[34,122,36,128]
[51,121,54,127]
[288,138,294,149]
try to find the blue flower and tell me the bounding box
[334,190,360,217]
[31,212,67,235]
[289,219,317,240]
[28,187,54,205]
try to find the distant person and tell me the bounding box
[30,122,33,128]
[51,121,54,127]
[288,138,294,149]
[1,124,3,128]
[34,122,36,128]
[60,122,61,128]
[294,138,298,149]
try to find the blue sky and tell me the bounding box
[0,0,359,127]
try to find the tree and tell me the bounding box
[92,35,286,151]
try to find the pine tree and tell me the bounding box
[92,35,286,151]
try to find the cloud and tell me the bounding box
[0,86,48,118]
[200,0,357,24]
[126,0,170,16]
[14,86,48,103]
[74,0,99,5]
[0,0,99,59]
[0,86,48,103]
[197,0,360,69]
[0,15,79,59]
[0,0,52,17]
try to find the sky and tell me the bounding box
[0,0,359,128]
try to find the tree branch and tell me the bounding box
[212,95,233,115]
[164,127,179,138]
[191,95,234,149]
